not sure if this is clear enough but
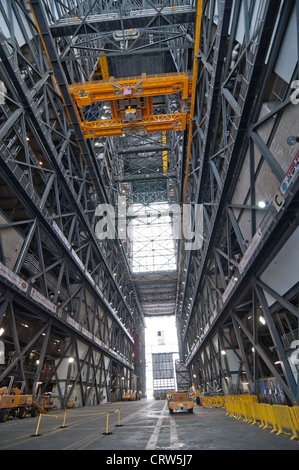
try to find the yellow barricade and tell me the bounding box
[242,401,253,423]
[258,403,278,432]
[224,398,234,417]
[248,401,263,426]
[234,400,241,419]
[289,406,299,440]
[201,392,299,441]
[32,409,68,437]
[272,404,297,438]
[201,396,212,408]
[200,395,226,408]
[215,396,225,407]
[223,398,299,441]
[31,408,122,438]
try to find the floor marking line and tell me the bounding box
[145,402,167,450]
[170,418,180,449]
[67,402,163,450]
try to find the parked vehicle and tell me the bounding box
[167,390,194,414]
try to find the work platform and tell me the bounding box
[0,399,298,451]
[69,73,191,136]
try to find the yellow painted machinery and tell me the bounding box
[0,378,55,422]
[69,72,192,137]
[31,394,55,416]
[167,390,194,414]
[122,390,139,401]
[92,53,109,80]
[0,385,33,422]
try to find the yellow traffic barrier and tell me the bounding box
[233,400,241,419]
[258,404,278,432]
[241,401,252,423]
[32,412,42,437]
[226,398,235,417]
[289,406,299,440]
[103,411,113,435]
[222,397,299,441]
[115,408,123,428]
[248,401,262,426]
[60,410,68,429]
[31,408,122,438]
[103,409,121,435]
[32,410,67,437]
[200,395,226,408]
[272,404,296,438]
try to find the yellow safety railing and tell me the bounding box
[200,395,226,408]
[201,394,257,410]
[31,408,122,438]
[289,406,299,440]
[32,409,68,437]
[272,405,298,439]
[201,394,299,441]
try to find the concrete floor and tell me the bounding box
[0,398,298,452]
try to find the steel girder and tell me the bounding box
[177,0,299,404]
[28,0,193,291]
[0,1,145,401]
[49,6,196,38]
[35,0,195,81]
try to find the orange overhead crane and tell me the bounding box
[92,53,109,80]
[69,73,192,137]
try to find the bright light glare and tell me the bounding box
[128,203,177,273]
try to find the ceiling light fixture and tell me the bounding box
[287,136,299,146]
[257,200,268,209]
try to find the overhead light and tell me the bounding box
[257,200,268,209]
[68,357,74,363]
[287,136,299,146]
[221,350,226,355]
[259,316,266,325]
[0,328,4,336]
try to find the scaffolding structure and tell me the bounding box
[0,0,298,409]
[176,0,299,405]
